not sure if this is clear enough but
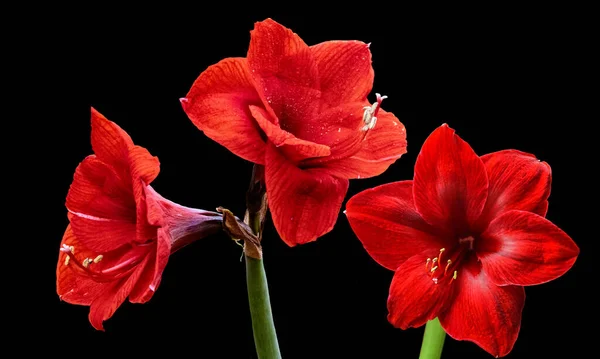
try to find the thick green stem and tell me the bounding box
[245,198,281,359]
[419,318,446,359]
[246,256,281,359]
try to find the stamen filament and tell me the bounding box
[444,260,452,275]
[100,256,142,275]
[59,246,146,282]
[438,248,445,263]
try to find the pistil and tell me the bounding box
[361,93,388,132]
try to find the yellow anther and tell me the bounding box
[432,258,438,264]
[430,266,438,273]
[64,256,70,266]
[425,258,431,270]
[93,255,104,263]
[69,246,75,254]
[452,270,458,280]
[82,258,91,268]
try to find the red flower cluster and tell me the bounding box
[60,19,578,357]
[181,18,407,245]
[346,124,579,357]
[57,109,222,330]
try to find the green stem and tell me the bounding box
[419,318,446,359]
[245,205,282,359]
[246,256,281,359]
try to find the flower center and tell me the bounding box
[425,236,475,284]
[361,93,387,132]
[60,242,152,282]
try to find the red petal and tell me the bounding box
[477,150,551,230]
[387,255,456,329]
[128,244,163,303]
[57,226,105,305]
[346,181,452,271]
[265,143,348,245]
[181,57,266,164]
[312,110,407,179]
[311,40,373,108]
[250,105,330,163]
[66,156,138,252]
[129,145,160,186]
[129,188,167,303]
[152,228,171,291]
[413,124,488,234]
[478,210,579,286]
[129,185,172,303]
[128,145,160,241]
[66,156,136,222]
[439,263,524,357]
[144,185,165,227]
[91,108,133,168]
[88,255,150,331]
[142,190,171,292]
[69,211,137,253]
[247,19,320,136]
[294,102,366,158]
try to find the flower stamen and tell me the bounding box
[445,259,452,275]
[438,248,445,263]
[425,258,431,270]
[361,93,388,132]
[59,244,148,282]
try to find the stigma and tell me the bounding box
[361,93,388,131]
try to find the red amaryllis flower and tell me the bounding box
[345,124,578,357]
[181,18,406,245]
[57,108,223,330]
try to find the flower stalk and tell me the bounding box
[244,165,282,359]
[419,318,446,359]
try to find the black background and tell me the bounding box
[30,9,593,359]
